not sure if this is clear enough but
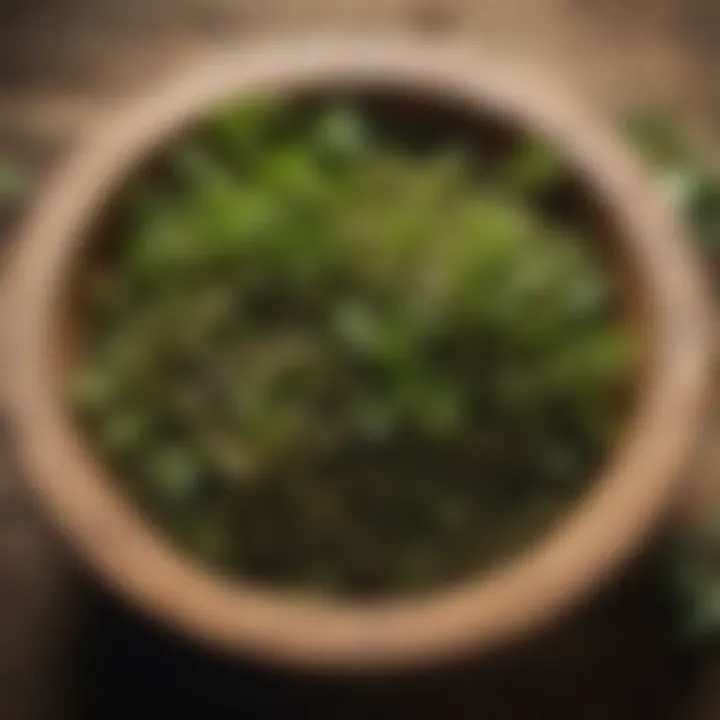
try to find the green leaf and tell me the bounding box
[410,380,464,438]
[502,136,564,193]
[70,363,116,409]
[0,157,28,203]
[147,444,202,504]
[330,300,379,356]
[626,111,690,168]
[101,409,154,452]
[207,99,283,166]
[671,558,720,641]
[314,104,370,164]
[352,396,398,442]
[689,173,720,251]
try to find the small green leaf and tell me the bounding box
[352,397,398,442]
[330,300,379,356]
[314,104,370,164]
[147,445,202,504]
[70,364,116,408]
[101,409,153,452]
[671,559,720,641]
[207,99,283,165]
[0,157,28,203]
[502,137,564,193]
[689,174,720,251]
[626,111,690,168]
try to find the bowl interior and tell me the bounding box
[59,85,646,588]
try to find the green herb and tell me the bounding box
[628,110,720,255]
[72,102,634,597]
[0,157,28,206]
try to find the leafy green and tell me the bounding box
[0,157,28,206]
[628,110,720,255]
[72,102,634,597]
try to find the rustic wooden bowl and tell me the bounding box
[2,37,714,673]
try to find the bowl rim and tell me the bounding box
[3,36,714,672]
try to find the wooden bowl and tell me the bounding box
[2,37,714,673]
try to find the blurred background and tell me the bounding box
[1,1,719,718]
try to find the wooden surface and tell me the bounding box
[0,1,719,718]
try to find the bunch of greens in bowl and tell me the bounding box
[70,101,636,598]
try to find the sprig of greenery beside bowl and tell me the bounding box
[627,112,720,640]
[627,113,720,259]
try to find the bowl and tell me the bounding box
[2,37,714,673]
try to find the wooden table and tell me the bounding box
[1,1,719,717]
